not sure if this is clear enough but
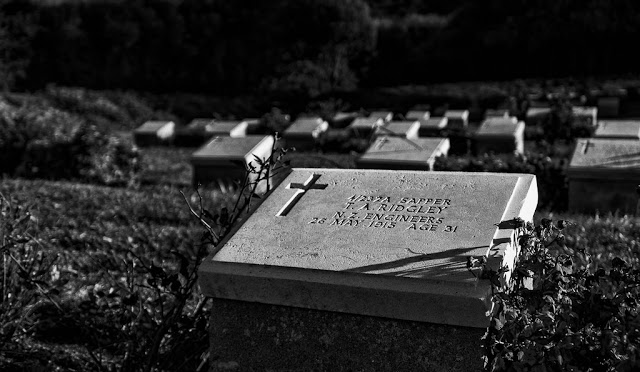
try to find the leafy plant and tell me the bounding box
[481,218,640,372]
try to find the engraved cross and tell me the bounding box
[375,136,389,149]
[276,173,328,216]
[582,139,595,154]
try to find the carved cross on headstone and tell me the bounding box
[276,173,328,216]
[375,137,389,149]
[582,139,595,154]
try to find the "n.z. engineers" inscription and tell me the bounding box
[308,194,458,232]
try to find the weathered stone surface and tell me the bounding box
[369,110,393,122]
[357,136,449,171]
[199,169,538,328]
[568,138,640,214]
[331,112,360,128]
[283,117,328,151]
[444,110,469,130]
[474,118,525,155]
[133,121,175,147]
[594,120,640,140]
[405,110,430,121]
[190,135,274,192]
[375,121,420,139]
[209,298,485,372]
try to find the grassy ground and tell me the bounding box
[2,143,638,371]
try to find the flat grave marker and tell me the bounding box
[568,138,640,214]
[444,110,469,130]
[190,135,274,193]
[594,120,640,140]
[418,117,448,137]
[572,106,598,127]
[349,117,383,138]
[356,136,449,171]
[369,110,393,122]
[133,121,175,147]
[405,110,430,121]
[375,120,420,139]
[200,168,538,328]
[283,117,328,151]
[485,109,510,118]
[474,117,525,155]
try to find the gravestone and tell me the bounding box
[331,112,360,128]
[568,138,640,214]
[444,110,469,130]
[356,136,450,171]
[598,97,621,118]
[200,169,538,371]
[418,117,448,137]
[190,135,274,193]
[283,117,328,151]
[405,110,430,121]
[349,117,383,138]
[133,121,175,147]
[474,118,525,155]
[485,109,510,119]
[375,120,420,139]
[369,110,393,122]
[572,106,598,128]
[525,107,551,127]
[594,120,640,140]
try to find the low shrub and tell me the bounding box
[0,101,140,185]
[482,218,640,371]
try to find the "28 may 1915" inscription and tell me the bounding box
[308,194,458,232]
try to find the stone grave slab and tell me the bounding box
[133,121,175,147]
[485,109,510,118]
[199,168,538,328]
[474,118,525,155]
[331,112,360,128]
[418,117,448,137]
[283,117,328,151]
[369,110,393,122]
[594,120,640,140]
[568,138,640,214]
[349,117,383,138]
[203,120,248,137]
[444,110,469,130]
[405,110,430,121]
[375,120,420,139]
[572,106,598,127]
[190,135,274,193]
[356,136,450,171]
[526,107,551,127]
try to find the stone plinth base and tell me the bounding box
[209,298,485,372]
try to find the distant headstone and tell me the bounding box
[572,106,598,127]
[418,117,448,137]
[568,138,640,214]
[594,120,640,140]
[283,117,328,151]
[375,121,420,139]
[597,97,621,118]
[485,109,510,119]
[199,168,538,328]
[331,112,360,128]
[474,118,525,155]
[525,107,551,127]
[405,110,430,121]
[349,117,383,138]
[369,110,393,122]
[190,135,274,193]
[134,121,175,147]
[444,110,469,130]
[356,136,450,171]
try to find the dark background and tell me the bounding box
[2,0,640,97]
